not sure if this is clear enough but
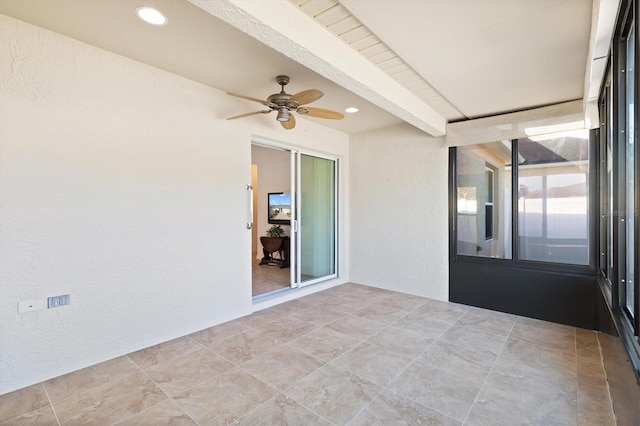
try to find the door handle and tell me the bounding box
[246,184,253,230]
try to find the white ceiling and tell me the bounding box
[0,0,602,135]
[340,0,593,118]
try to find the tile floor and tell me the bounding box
[0,283,616,425]
[252,256,290,297]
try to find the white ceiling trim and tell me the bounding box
[581,0,619,130]
[583,0,620,107]
[446,100,585,147]
[188,0,447,136]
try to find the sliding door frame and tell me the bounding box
[252,136,339,292]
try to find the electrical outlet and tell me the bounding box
[18,299,45,313]
[47,294,70,309]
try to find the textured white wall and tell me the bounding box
[350,124,449,301]
[0,15,348,394]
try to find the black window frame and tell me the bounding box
[597,0,640,380]
[450,135,597,274]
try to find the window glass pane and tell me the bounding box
[624,23,635,317]
[456,142,512,258]
[300,154,336,282]
[607,80,615,280]
[517,130,590,265]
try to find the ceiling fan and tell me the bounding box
[226,75,344,130]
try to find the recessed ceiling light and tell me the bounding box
[345,107,359,113]
[135,7,168,26]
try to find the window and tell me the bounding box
[599,72,615,283]
[455,142,512,258]
[597,0,638,368]
[623,21,635,319]
[485,167,495,241]
[454,131,590,265]
[517,131,590,265]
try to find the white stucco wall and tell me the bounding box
[350,124,449,301]
[0,14,349,395]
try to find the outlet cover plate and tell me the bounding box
[47,294,70,309]
[18,299,45,313]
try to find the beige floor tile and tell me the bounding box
[494,338,577,389]
[300,290,343,306]
[287,327,359,362]
[189,320,250,348]
[467,369,577,426]
[233,394,330,425]
[331,342,414,387]
[252,257,290,297]
[455,309,516,336]
[322,283,359,297]
[268,299,312,316]
[366,325,435,357]
[437,325,506,363]
[315,296,370,314]
[215,328,284,364]
[577,382,616,426]
[173,368,276,425]
[577,354,606,379]
[235,308,287,328]
[127,335,202,369]
[576,329,601,357]
[350,389,461,426]
[516,316,576,333]
[388,363,483,421]
[286,304,349,326]
[0,404,58,426]
[44,356,139,403]
[284,363,381,425]
[115,399,196,425]
[352,303,412,325]
[418,342,492,382]
[0,383,50,423]
[240,345,324,391]
[254,320,317,343]
[391,313,453,339]
[325,316,386,341]
[413,299,469,320]
[509,322,577,353]
[2,285,617,425]
[337,291,389,307]
[378,292,430,311]
[467,306,517,321]
[144,348,235,396]
[53,372,167,425]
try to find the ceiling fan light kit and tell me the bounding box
[226,75,344,130]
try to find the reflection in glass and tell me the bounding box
[456,141,512,258]
[517,130,590,265]
[300,154,336,282]
[625,23,635,316]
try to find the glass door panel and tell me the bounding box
[624,23,635,317]
[298,154,336,285]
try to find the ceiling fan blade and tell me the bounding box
[297,107,344,120]
[226,92,271,106]
[226,110,270,120]
[288,89,323,107]
[280,114,296,130]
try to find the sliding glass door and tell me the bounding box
[250,142,338,297]
[296,153,337,286]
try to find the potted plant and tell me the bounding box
[260,225,288,266]
[266,225,285,238]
